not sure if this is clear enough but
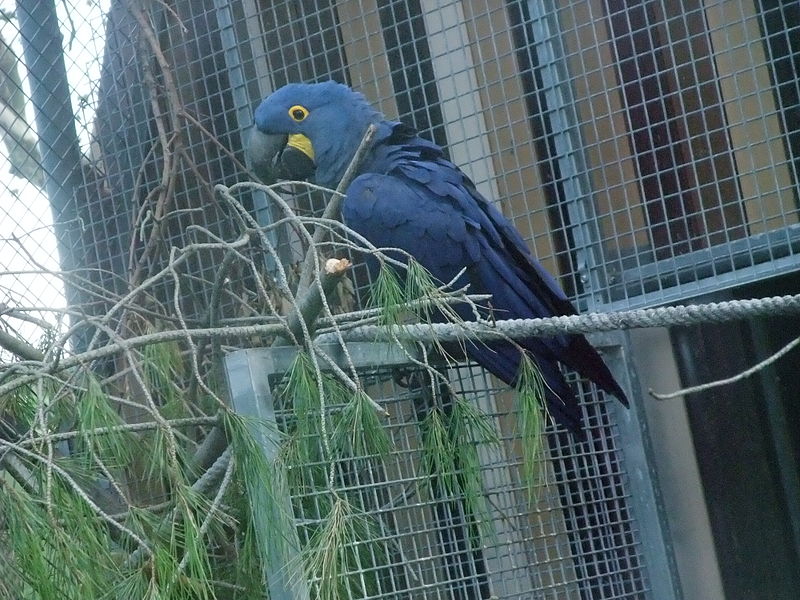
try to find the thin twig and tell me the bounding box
[296,123,378,294]
[650,335,800,400]
[16,416,219,448]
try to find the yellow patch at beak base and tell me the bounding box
[287,133,314,160]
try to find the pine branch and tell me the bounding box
[0,327,44,361]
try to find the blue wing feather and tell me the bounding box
[343,123,627,434]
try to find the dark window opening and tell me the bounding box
[605,0,746,259]
[258,0,350,87]
[757,0,800,209]
[378,0,448,151]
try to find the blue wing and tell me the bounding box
[343,125,627,434]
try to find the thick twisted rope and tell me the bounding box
[316,293,800,344]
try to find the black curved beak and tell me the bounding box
[247,129,316,183]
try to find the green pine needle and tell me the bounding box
[332,390,390,460]
[419,395,499,540]
[370,259,465,326]
[281,351,326,468]
[368,262,407,327]
[0,382,38,429]
[224,410,299,586]
[517,352,549,498]
[0,241,555,600]
[303,495,384,600]
[405,259,462,324]
[420,407,457,494]
[142,334,185,411]
[76,371,137,470]
[1,477,119,599]
[404,258,437,303]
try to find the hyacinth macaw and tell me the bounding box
[248,81,627,434]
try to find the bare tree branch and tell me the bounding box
[0,32,43,187]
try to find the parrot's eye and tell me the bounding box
[289,105,309,122]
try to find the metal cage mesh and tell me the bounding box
[241,0,800,307]
[230,347,649,600]
[0,0,797,598]
[311,373,646,599]
[2,0,798,318]
[232,0,800,312]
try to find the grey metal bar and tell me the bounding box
[214,0,287,273]
[607,224,800,310]
[524,0,609,308]
[223,342,419,598]
[749,323,800,563]
[224,348,310,600]
[594,331,684,600]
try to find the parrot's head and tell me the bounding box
[248,81,381,188]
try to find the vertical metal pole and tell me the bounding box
[599,331,684,600]
[213,0,288,274]
[225,349,310,600]
[521,4,683,597]
[524,0,608,309]
[16,0,83,296]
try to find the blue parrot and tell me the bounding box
[248,81,627,434]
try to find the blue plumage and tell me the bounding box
[250,82,628,434]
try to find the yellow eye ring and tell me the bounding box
[289,105,309,122]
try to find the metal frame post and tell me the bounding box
[519,2,684,595]
[524,0,609,309]
[225,348,310,600]
[224,342,422,599]
[594,331,684,600]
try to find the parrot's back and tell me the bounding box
[342,121,628,435]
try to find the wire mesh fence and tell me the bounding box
[3,1,798,331]
[0,0,797,598]
[225,342,650,600]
